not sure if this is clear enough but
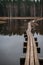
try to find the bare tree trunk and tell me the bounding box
[30,5,33,17]
[41,5,42,17]
[34,3,36,17]
[33,0,36,17]
[40,0,42,17]
[14,3,18,30]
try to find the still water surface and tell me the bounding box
[0,21,27,65]
[0,34,25,65]
[34,33,43,58]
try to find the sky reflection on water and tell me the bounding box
[0,34,25,65]
[34,33,43,58]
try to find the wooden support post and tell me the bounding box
[24,32,27,35]
[39,58,43,65]
[30,35,34,65]
[34,37,37,41]
[25,37,28,41]
[24,34,27,37]
[23,47,27,53]
[35,41,38,47]
[37,47,40,53]
[24,42,27,47]
[20,58,25,65]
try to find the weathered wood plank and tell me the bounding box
[24,23,30,65]
[30,35,34,65]
[33,37,40,65]
[24,21,40,65]
[29,22,39,65]
[29,21,39,65]
[28,22,34,65]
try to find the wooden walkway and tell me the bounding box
[24,21,40,65]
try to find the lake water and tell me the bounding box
[0,21,43,65]
[33,23,43,59]
[0,20,27,65]
[34,33,43,58]
[0,34,25,65]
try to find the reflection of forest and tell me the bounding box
[31,21,43,35]
[0,20,28,35]
[0,20,43,35]
[0,0,43,35]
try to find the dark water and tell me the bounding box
[0,21,43,65]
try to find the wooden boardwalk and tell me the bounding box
[24,21,40,65]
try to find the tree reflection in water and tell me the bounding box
[0,20,28,35]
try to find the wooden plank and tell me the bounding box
[24,22,40,65]
[25,22,34,65]
[32,34,40,65]
[30,33,39,65]
[29,22,39,65]
[24,23,30,65]
[28,22,34,65]
[29,35,34,65]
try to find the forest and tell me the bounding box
[0,0,43,17]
